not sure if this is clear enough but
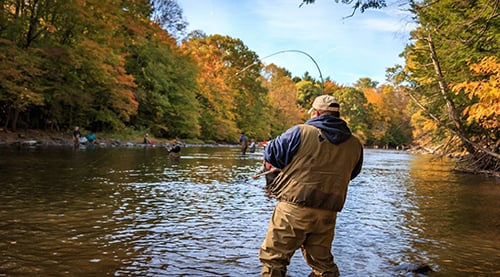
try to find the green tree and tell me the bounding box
[300,0,387,14]
[296,79,322,110]
[332,87,370,143]
[150,0,187,40]
[354,77,378,90]
[124,17,199,138]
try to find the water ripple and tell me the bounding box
[0,147,498,276]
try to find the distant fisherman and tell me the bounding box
[239,132,249,155]
[72,126,81,148]
[144,133,152,145]
[166,140,181,160]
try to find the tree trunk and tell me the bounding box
[426,33,476,154]
[3,109,11,130]
[11,109,19,132]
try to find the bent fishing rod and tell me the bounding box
[234,49,325,94]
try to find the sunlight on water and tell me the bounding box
[0,147,498,276]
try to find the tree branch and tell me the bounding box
[406,90,500,159]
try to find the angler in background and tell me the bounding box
[166,140,181,160]
[249,139,256,153]
[72,126,81,148]
[143,133,152,145]
[239,132,249,155]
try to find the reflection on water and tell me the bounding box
[0,147,498,276]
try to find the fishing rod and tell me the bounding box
[234,49,325,94]
[252,170,275,178]
[262,49,324,94]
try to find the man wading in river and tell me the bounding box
[259,95,363,277]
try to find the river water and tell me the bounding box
[0,146,498,276]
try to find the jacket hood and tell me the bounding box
[305,115,352,144]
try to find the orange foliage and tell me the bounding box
[364,88,384,107]
[323,80,344,94]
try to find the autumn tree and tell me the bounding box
[361,85,386,144]
[0,40,45,130]
[181,33,239,142]
[0,0,142,131]
[261,64,304,138]
[182,33,271,142]
[0,0,57,130]
[450,56,500,173]
[400,0,499,173]
[322,78,345,96]
[45,0,140,131]
[353,77,412,147]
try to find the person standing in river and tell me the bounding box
[259,95,364,277]
[72,126,81,148]
[249,139,256,153]
[166,139,181,160]
[239,132,249,155]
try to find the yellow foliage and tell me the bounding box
[38,18,57,33]
[451,56,500,129]
[410,110,438,141]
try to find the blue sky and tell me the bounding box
[179,0,416,86]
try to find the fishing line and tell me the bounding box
[234,49,325,94]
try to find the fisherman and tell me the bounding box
[72,126,81,148]
[239,132,249,155]
[249,139,256,153]
[166,140,181,160]
[259,95,364,277]
[143,133,152,145]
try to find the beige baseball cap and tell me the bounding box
[308,95,340,113]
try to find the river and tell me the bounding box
[0,146,498,276]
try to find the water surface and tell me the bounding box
[0,146,498,276]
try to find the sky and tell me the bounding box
[178,0,416,86]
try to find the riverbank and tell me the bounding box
[0,129,176,148]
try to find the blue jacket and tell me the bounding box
[265,115,361,178]
[264,115,363,211]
